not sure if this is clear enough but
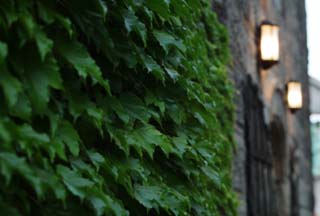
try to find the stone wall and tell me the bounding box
[213,0,313,215]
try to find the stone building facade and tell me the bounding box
[213,0,313,215]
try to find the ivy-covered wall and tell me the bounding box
[0,0,236,215]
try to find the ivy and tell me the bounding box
[0,0,237,215]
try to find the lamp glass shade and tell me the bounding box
[287,82,303,110]
[260,24,280,61]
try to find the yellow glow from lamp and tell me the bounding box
[287,82,303,110]
[260,23,280,63]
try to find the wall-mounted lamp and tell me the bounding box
[259,21,280,69]
[286,81,303,112]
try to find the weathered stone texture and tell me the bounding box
[213,0,313,215]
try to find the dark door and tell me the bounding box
[243,77,274,216]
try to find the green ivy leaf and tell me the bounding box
[146,0,170,20]
[0,119,12,144]
[95,0,108,18]
[107,127,130,156]
[18,124,50,144]
[0,67,22,107]
[125,125,173,158]
[166,101,186,124]
[201,166,221,188]
[89,196,105,216]
[0,152,42,196]
[54,121,81,157]
[123,7,147,46]
[19,12,35,39]
[9,94,32,120]
[134,185,162,209]
[87,150,105,170]
[37,2,73,36]
[134,184,189,214]
[0,41,8,63]
[54,37,110,94]
[57,165,94,200]
[172,134,189,158]
[0,152,28,184]
[0,1,19,27]
[165,67,180,82]
[25,56,62,112]
[140,54,165,81]
[88,191,128,216]
[171,0,192,17]
[153,31,186,54]
[144,90,165,114]
[107,96,130,124]
[34,30,53,61]
[38,169,67,200]
[86,104,104,135]
[119,93,151,123]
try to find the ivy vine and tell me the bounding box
[0,0,236,215]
